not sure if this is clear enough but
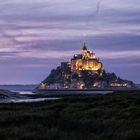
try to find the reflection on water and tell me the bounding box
[17,90,113,95]
[12,91,34,95]
[11,98,60,103]
[0,97,60,103]
[0,84,114,103]
[0,90,114,103]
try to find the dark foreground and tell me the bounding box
[0,91,140,140]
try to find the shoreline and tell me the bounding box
[0,88,140,104]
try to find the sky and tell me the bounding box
[0,0,140,84]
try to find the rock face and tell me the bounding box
[38,44,135,89]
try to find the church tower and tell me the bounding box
[82,42,87,56]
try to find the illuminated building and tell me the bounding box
[37,42,135,90]
[71,43,103,73]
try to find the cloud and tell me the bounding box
[97,50,140,59]
[0,0,140,84]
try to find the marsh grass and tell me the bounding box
[0,91,139,140]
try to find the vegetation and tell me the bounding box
[0,91,140,140]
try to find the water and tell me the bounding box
[0,85,113,94]
[0,85,59,103]
[0,85,37,93]
[0,97,60,103]
[0,85,114,103]
[136,84,140,89]
[12,91,34,95]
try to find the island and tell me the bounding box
[36,43,135,93]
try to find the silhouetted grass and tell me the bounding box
[0,91,140,140]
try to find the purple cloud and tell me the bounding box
[0,0,140,84]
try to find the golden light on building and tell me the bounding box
[39,82,46,89]
[93,82,101,88]
[79,83,85,89]
[73,59,102,71]
[70,43,103,72]
[93,83,98,87]
[110,83,128,87]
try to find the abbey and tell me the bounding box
[71,43,103,72]
[38,43,135,90]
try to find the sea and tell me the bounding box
[0,84,139,103]
[136,84,140,89]
[0,84,140,94]
[1,84,140,92]
[0,85,110,94]
[0,85,60,103]
[0,85,37,94]
[0,85,111,103]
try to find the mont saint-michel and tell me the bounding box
[37,43,135,91]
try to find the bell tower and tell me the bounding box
[82,42,87,56]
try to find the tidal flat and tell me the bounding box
[0,90,139,140]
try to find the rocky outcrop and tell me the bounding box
[38,45,135,89]
[39,66,135,89]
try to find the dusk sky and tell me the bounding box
[0,0,140,84]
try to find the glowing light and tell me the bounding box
[110,83,128,87]
[79,83,85,89]
[39,82,46,89]
[71,47,103,72]
[93,82,101,88]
